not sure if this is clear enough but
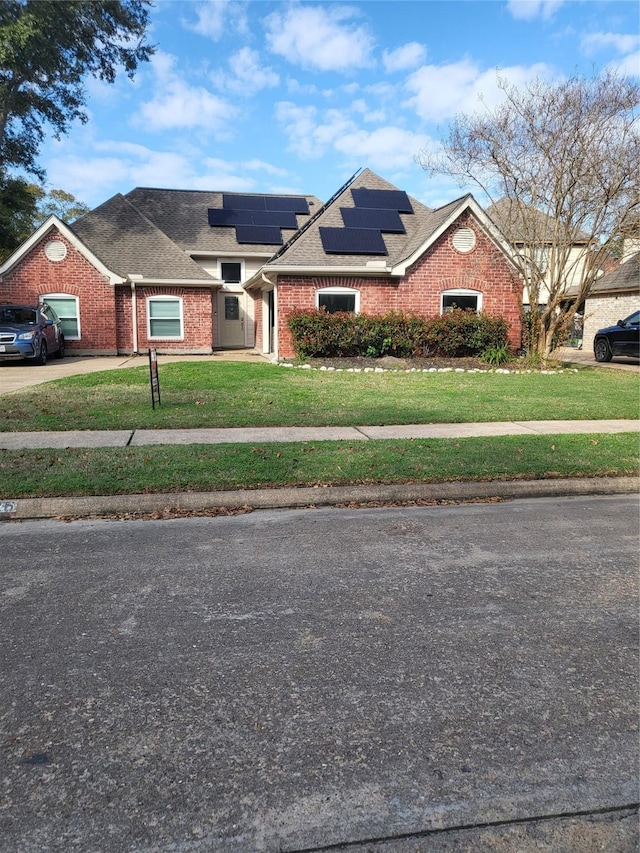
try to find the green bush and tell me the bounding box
[287,309,510,359]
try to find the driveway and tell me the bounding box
[0,350,270,395]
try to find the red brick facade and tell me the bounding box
[0,228,118,354]
[0,226,217,355]
[273,215,522,358]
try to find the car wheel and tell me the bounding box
[34,340,48,366]
[594,337,612,362]
[55,335,65,359]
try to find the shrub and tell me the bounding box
[288,308,511,360]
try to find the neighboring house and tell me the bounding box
[486,198,592,309]
[578,250,640,352]
[0,169,523,360]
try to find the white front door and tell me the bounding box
[218,291,245,348]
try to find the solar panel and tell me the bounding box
[265,196,310,214]
[235,224,283,245]
[223,194,267,211]
[340,207,406,233]
[351,188,414,213]
[208,208,238,226]
[320,227,388,255]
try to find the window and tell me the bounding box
[220,261,242,283]
[316,287,360,314]
[41,294,80,339]
[441,289,482,314]
[147,297,183,339]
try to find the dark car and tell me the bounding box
[0,303,65,365]
[593,310,640,362]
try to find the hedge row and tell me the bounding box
[287,309,511,359]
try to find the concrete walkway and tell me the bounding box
[0,419,638,449]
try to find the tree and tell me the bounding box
[418,71,640,357]
[0,0,154,180]
[0,180,89,261]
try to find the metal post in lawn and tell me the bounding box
[149,348,161,409]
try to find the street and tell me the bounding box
[1,495,638,852]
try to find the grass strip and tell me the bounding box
[1,362,639,431]
[1,433,638,499]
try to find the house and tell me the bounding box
[578,250,640,352]
[0,169,523,361]
[486,198,592,310]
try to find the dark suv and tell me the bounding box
[0,303,65,365]
[593,310,640,362]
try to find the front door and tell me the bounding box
[218,292,245,348]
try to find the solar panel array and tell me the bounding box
[320,188,415,256]
[208,194,310,245]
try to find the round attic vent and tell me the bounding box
[452,227,476,253]
[44,240,67,262]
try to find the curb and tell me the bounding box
[3,476,638,521]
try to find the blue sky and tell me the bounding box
[40,0,640,211]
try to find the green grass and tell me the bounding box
[1,434,638,499]
[1,361,639,432]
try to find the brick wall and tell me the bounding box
[582,293,639,352]
[0,228,118,354]
[120,286,215,354]
[276,214,522,358]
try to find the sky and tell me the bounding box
[39,0,640,212]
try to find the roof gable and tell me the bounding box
[262,169,519,276]
[0,215,123,284]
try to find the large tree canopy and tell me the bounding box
[0,0,154,179]
[418,71,640,357]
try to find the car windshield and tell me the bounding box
[0,307,37,325]
[623,310,640,325]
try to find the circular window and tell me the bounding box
[44,240,67,262]
[452,227,476,253]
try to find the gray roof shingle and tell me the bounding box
[588,252,640,295]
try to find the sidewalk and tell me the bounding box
[0,418,638,449]
[1,419,638,520]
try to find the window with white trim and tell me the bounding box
[147,296,183,339]
[220,261,242,283]
[316,287,360,314]
[441,289,482,314]
[41,294,80,339]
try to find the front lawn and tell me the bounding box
[1,361,638,432]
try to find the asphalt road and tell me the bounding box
[1,495,638,852]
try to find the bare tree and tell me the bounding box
[418,71,640,357]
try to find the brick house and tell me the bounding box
[246,169,522,358]
[0,169,523,360]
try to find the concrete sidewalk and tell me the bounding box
[0,418,638,449]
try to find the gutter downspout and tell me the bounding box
[261,271,277,359]
[129,276,143,354]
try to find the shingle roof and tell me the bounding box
[72,195,215,281]
[487,198,591,244]
[125,187,321,255]
[588,252,640,295]
[264,169,439,269]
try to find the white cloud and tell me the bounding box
[382,42,427,73]
[274,101,357,159]
[581,32,640,56]
[404,60,552,122]
[265,5,374,72]
[506,0,564,21]
[334,126,428,170]
[135,52,238,133]
[610,50,640,78]
[216,47,280,96]
[185,1,249,40]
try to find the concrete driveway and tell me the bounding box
[0,350,270,395]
